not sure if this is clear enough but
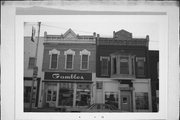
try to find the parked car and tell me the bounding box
[84,103,121,112]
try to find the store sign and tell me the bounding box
[44,72,92,81]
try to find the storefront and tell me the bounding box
[24,77,41,109]
[41,72,92,110]
[94,78,152,112]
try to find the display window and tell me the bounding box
[105,92,119,109]
[58,83,74,106]
[76,83,91,106]
[135,92,149,110]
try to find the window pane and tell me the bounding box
[82,55,88,69]
[137,59,145,76]
[96,82,103,89]
[135,92,149,110]
[105,92,118,108]
[113,57,117,74]
[51,54,57,69]
[66,54,73,69]
[120,57,129,74]
[28,57,35,69]
[101,58,108,76]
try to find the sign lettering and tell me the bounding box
[45,72,92,81]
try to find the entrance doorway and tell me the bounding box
[45,83,57,108]
[120,91,132,112]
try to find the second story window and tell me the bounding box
[51,54,58,69]
[120,56,129,74]
[28,57,35,69]
[80,49,91,70]
[100,56,109,76]
[66,54,73,69]
[111,54,135,76]
[49,49,60,69]
[136,57,146,77]
[64,49,75,70]
[81,55,88,69]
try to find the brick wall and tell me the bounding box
[42,43,96,73]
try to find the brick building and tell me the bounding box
[95,29,152,112]
[39,29,96,110]
[149,50,159,112]
[24,36,44,110]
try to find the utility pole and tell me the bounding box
[29,22,41,111]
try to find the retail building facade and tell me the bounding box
[39,29,96,110]
[95,30,152,112]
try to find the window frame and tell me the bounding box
[49,49,60,69]
[80,49,91,70]
[100,56,110,76]
[96,81,103,89]
[28,57,36,69]
[136,57,146,77]
[111,55,135,76]
[64,49,75,70]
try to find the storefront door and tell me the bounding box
[120,91,131,112]
[46,83,57,107]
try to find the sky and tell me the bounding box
[24,15,160,50]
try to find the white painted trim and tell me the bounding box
[80,51,90,70]
[49,53,59,69]
[64,49,75,55]
[49,48,60,55]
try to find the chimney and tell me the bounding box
[93,32,96,38]
[146,35,149,41]
[97,34,100,39]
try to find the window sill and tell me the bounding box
[80,69,89,71]
[111,74,135,79]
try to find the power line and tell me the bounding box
[41,23,93,34]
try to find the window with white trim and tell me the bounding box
[80,49,91,70]
[64,49,75,70]
[100,56,110,76]
[136,57,146,76]
[111,55,135,76]
[49,49,60,69]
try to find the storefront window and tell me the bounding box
[105,92,118,109]
[76,83,91,106]
[58,83,73,106]
[135,92,149,110]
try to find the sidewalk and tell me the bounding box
[24,108,57,112]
